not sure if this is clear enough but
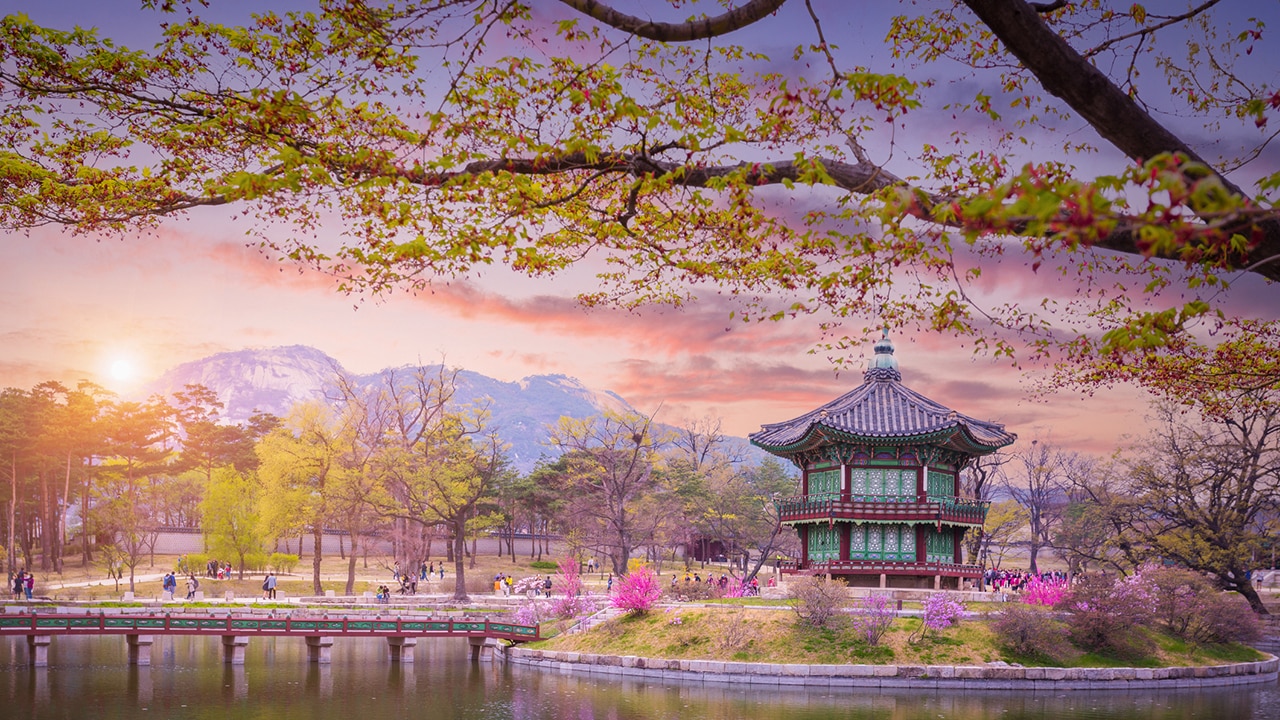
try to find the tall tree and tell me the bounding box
[257,400,348,594]
[1,1,1275,365]
[372,366,511,601]
[547,410,669,575]
[200,466,266,581]
[959,451,1010,567]
[1121,400,1280,614]
[1004,439,1069,574]
[97,398,174,592]
[0,388,32,573]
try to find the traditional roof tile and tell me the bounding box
[749,331,1016,455]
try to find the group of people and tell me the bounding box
[261,572,278,599]
[10,569,34,600]
[671,571,763,597]
[493,573,516,595]
[205,559,234,579]
[983,568,1069,593]
[160,570,203,600]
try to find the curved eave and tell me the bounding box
[751,421,1013,458]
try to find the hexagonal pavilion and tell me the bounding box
[750,330,1016,589]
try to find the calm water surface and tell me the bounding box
[3,634,1279,719]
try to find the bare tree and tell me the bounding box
[1004,439,1069,574]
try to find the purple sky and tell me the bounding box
[2,1,1275,454]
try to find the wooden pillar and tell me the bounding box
[841,463,850,502]
[916,466,926,502]
[127,634,154,666]
[915,525,926,563]
[27,635,51,667]
[306,636,334,664]
[221,635,249,665]
[387,636,416,663]
[799,525,810,569]
[839,523,850,563]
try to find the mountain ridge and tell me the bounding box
[142,345,775,473]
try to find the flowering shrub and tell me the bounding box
[721,576,748,599]
[1021,576,1069,607]
[1139,566,1262,645]
[546,557,598,620]
[850,593,897,645]
[1064,572,1156,659]
[611,565,664,615]
[513,601,548,626]
[992,603,1068,660]
[911,593,966,643]
[512,575,545,597]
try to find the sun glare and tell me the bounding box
[109,358,135,383]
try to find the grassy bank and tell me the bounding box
[532,607,1266,669]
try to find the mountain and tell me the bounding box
[143,345,780,473]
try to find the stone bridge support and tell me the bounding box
[221,635,249,665]
[306,636,334,664]
[469,636,503,662]
[27,635,51,667]
[387,636,416,663]
[127,634,154,666]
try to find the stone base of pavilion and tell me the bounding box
[779,560,984,592]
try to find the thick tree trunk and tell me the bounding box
[345,534,358,595]
[40,471,51,571]
[452,518,468,601]
[311,525,323,595]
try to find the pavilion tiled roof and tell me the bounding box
[749,332,1016,456]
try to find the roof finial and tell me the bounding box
[865,327,902,382]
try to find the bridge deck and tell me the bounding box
[0,612,539,642]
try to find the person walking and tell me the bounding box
[186,574,199,600]
[12,570,25,601]
[266,573,277,599]
[24,572,35,600]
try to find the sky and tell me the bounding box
[1,0,1276,457]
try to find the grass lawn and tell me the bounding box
[532,606,1268,669]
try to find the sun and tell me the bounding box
[109,357,136,383]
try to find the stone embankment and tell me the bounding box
[505,647,1278,690]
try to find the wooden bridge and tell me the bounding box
[0,610,540,666]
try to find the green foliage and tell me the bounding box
[267,553,300,573]
[200,466,266,574]
[529,560,559,571]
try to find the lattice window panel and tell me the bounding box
[807,525,841,562]
[925,529,955,563]
[851,524,866,553]
[808,468,841,497]
[927,470,954,499]
[849,524,915,562]
[851,468,867,497]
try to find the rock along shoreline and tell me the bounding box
[505,647,1279,691]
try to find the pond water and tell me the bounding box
[3,634,1279,720]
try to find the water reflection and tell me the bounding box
[1,634,1277,719]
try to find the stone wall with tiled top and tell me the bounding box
[505,647,1278,690]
